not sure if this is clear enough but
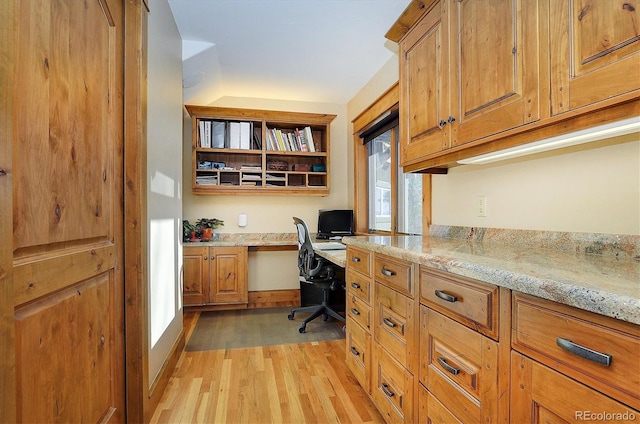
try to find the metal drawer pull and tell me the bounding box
[381,268,395,277]
[556,338,612,367]
[350,282,361,289]
[435,290,458,303]
[350,346,360,356]
[383,317,396,328]
[381,383,395,397]
[351,257,361,263]
[437,357,460,375]
[350,308,360,316]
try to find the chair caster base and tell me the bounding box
[299,325,306,333]
[287,313,294,320]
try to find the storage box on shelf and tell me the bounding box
[185,106,336,195]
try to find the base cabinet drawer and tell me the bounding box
[512,293,640,410]
[511,350,640,423]
[420,306,499,424]
[372,345,414,424]
[346,320,371,393]
[375,253,415,297]
[418,384,463,424]
[347,293,371,331]
[374,283,416,371]
[347,246,372,277]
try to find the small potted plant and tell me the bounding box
[195,218,224,241]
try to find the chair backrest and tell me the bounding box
[293,217,325,279]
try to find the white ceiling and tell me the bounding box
[167,0,411,105]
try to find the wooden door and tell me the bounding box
[451,0,542,146]
[550,0,640,115]
[9,0,126,422]
[183,247,210,306]
[399,0,452,166]
[209,247,248,304]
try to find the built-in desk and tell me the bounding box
[314,248,346,268]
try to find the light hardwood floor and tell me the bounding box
[150,311,384,424]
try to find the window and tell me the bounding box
[353,84,428,236]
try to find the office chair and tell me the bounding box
[287,217,346,333]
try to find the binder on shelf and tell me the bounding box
[240,122,251,149]
[212,121,226,148]
[229,122,241,149]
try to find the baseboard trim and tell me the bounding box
[144,328,185,421]
[248,289,300,308]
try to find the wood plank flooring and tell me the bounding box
[150,311,384,424]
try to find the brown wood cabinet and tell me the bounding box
[398,0,543,167]
[390,0,640,172]
[345,247,374,392]
[550,0,640,116]
[183,245,248,307]
[185,106,336,196]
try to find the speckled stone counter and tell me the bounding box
[342,225,640,325]
[183,232,298,247]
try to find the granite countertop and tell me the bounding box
[342,226,640,325]
[182,232,298,247]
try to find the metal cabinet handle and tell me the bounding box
[435,290,458,303]
[448,115,456,124]
[210,256,215,260]
[438,119,447,127]
[350,346,360,356]
[351,257,361,263]
[557,338,612,367]
[381,383,395,397]
[381,268,395,277]
[350,282,361,289]
[437,357,460,375]
[383,317,396,328]
[350,308,360,316]
[204,256,208,260]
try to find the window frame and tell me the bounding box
[352,83,431,236]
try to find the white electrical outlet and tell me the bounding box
[477,196,487,217]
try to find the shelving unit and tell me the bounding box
[185,105,336,196]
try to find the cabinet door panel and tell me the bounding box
[183,247,209,305]
[453,0,541,145]
[210,247,248,304]
[399,0,451,165]
[550,0,640,114]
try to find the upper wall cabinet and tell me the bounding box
[550,0,640,115]
[389,0,639,171]
[398,0,543,167]
[185,106,336,196]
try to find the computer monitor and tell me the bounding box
[317,209,354,239]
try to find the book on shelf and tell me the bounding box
[240,165,262,171]
[303,126,315,152]
[252,128,262,150]
[240,122,251,149]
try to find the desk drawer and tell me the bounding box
[346,319,371,393]
[347,294,371,331]
[374,282,416,371]
[346,247,371,277]
[372,344,414,424]
[375,254,414,298]
[421,306,498,424]
[512,293,640,410]
[346,267,371,304]
[420,267,499,339]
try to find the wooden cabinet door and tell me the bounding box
[550,0,640,115]
[183,247,210,305]
[7,0,126,422]
[451,0,542,146]
[511,351,640,423]
[209,246,248,304]
[399,0,452,166]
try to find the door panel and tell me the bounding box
[12,0,125,422]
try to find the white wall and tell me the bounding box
[347,55,640,236]
[147,0,184,384]
[182,97,349,291]
[432,136,640,235]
